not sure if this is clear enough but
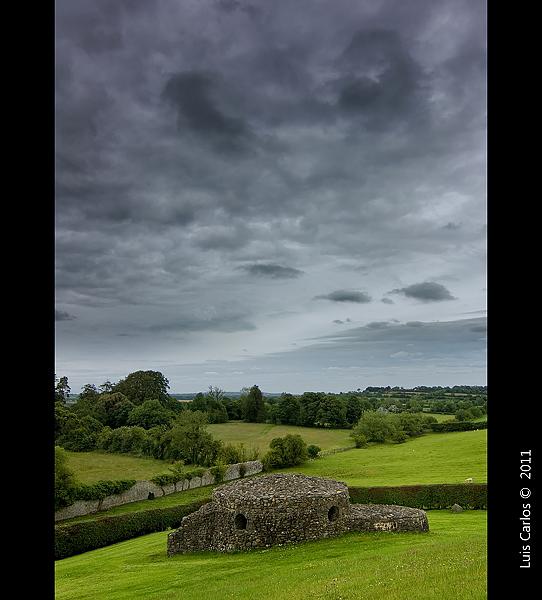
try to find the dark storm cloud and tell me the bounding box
[162,72,248,139]
[55,309,76,321]
[390,282,456,302]
[314,290,372,303]
[55,0,486,390]
[240,264,304,279]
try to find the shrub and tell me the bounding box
[209,461,227,483]
[55,500,209,559]
[307,444,321,458]
[348,483,487,510]
[351,432,368,448]
[71,480,136,502]
[263,434,308,469]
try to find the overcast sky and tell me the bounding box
[55,0,486,394]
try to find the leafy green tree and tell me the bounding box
[55,446,76,509]
[162,410,221,465]
[351,411,398,443]
[93,393,135,428]
[112,370,171,406]
[276,394,301,425]
[240,385,266,422]
[127,399,173,429]
[55,375,71,404]
[263,434,308,469]
[56,413,103,451]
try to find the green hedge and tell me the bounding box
[348,483,487,509]
[72,480,136,502]
[430,421,487,433]
[55,499,209,560]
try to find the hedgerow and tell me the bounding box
[71,480,136,502]
[55,499,209,560]
[430,421,488,433]
[348,483,487,509]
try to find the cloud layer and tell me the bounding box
[55,0,486,392]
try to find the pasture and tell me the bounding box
[283,430,487,487]
[207,421,353,452]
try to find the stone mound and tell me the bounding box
[167,473,429,554]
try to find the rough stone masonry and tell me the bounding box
[167,473,429,554]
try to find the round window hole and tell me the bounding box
[328,506,339,522]
[234,513,247,530]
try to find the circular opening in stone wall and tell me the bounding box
[234,513,247,530]
[328,506,339,521]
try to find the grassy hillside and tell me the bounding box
[283,430,487,486]
[65,451,171,483]
[208,421,353,452]
[60,429,486,525]
[55,510,487,600]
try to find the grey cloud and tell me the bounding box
[240,263,304,279]
[162,72,248,140]
[390,282,456,302]
[365,321,390,329]
[406,321,424,327]
[55,309,76,321]
[381,297,394,304]
[315,290,372,303]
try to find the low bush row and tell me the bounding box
[430,421,488,433]
[348,483,487,509]
[54,499,209,560]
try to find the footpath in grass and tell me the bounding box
[283,430,487,487]
[55,510,487,600]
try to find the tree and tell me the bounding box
[112,370,171,406]
[127,399,173,429]
[93,392,135,428]
[55,375,71,404]
[263,434,308,469]
[163,410,221,465]
[351,411,398,443]
[240,385,266,422]
[276,394,301,425]
[71,384,101,418]
[55,446,76,509]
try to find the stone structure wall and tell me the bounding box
[54,460,263,522]
[167,473,429,555]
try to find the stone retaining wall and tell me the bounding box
[55,460,263,522]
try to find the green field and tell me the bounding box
[55,510,487,600]
[283,430,487,487]
[60,429,486,524]
[208,421,354,452]
[65,451,171,483]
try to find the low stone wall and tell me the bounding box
[55,460,263,522]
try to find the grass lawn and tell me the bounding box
[55,510,487,600]
[60,429,486,524]
[283,430,487,487]
[208,421,353,452]
[65,451,171,483]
